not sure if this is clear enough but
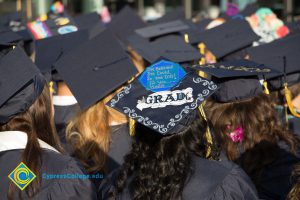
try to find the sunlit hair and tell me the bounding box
[205,93,299,161]
[127,46,146,74]
[66,91,127,173]
[109,112,219,200]
[0,84,62,199]
[287,164,300,200]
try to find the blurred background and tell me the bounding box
[0,0,299,23]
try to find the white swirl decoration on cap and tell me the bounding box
[110,84,132,107]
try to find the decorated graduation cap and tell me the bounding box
[27,15,78,40]
[187,19,259,59]
[107,60,218,135]
[54,29,138,110]
[194,59,281,103]
[35,30,90,82]
[0,45,45,124]
[128,34,201,63]
[107,6,146,46]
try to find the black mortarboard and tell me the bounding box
[107,6,146,46]
[0,26,23,44]
[239,3,259,17]
[0,45,45,124]
[35,30,90,81]
[135,20,189,39]
[249,53,300,90]
[74,12,102,30]
[247,34,300,82]
[188,19,259,59]
[150,7,185,25]
[194,60,281,102]
[128,34,200,63]
[54,29,138,110]
[107,60,218,135]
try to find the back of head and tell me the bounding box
[112,112,219,200]
[205,93,299,161]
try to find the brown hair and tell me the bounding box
[66,92,127,173]
[205,94,299,161]
[287,164,300,200]
[0,84,62,199]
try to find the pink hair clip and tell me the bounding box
[226,125,244,143]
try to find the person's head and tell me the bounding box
[4,83,61,199]
[205,93,299,161]
[111,111,218,200]
[66,90,127,173]
[0,46,62,198]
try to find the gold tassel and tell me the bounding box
[198,104,213,158]
[263,80,270,95]
[184,34,189,44]
[129,118,135,136]
[284,83,300,118]
[49,81,55,94]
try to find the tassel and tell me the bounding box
[184,33,189,43]
[49,81,55,94]
[284,83,300,118]
[129,118,135,136]
[198,104,213,159]
[263,80,270,95]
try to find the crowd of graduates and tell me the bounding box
[0,2,300,200]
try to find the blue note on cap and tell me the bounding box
[138,60,186,92]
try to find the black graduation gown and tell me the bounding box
[0,149,97,199]
[87,124,132,189]
[254,147,299,200]
[98,156,259,200]
[106,124,132,172]
[54,104,80,154]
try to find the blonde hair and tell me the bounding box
[66,92,127,173]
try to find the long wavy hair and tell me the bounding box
[66,92,127,173]
[110,112,218,200]
[205,93,300,190]
[205,93,299,161]
[0,84,62,199]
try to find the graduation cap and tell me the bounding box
[150,7,185,25]
[54,29,138,110]
[135,20,189,39]
[27,16,78,40]
[248,34,300,89]
[107,60,218,135]
[35,30,90,82]
[0,26,23,44]
[107,5,146,46]
[188,19,259,59]
[73,12,104,31]
[194,59,281,102]
[128,34,201,64]
[0,45,45,124]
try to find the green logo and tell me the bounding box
[8,162,36,190]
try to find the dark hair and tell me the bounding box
[110,112,219,200]
[287,163,300,200]
[0,84,63,199]
[205,93,299,161]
